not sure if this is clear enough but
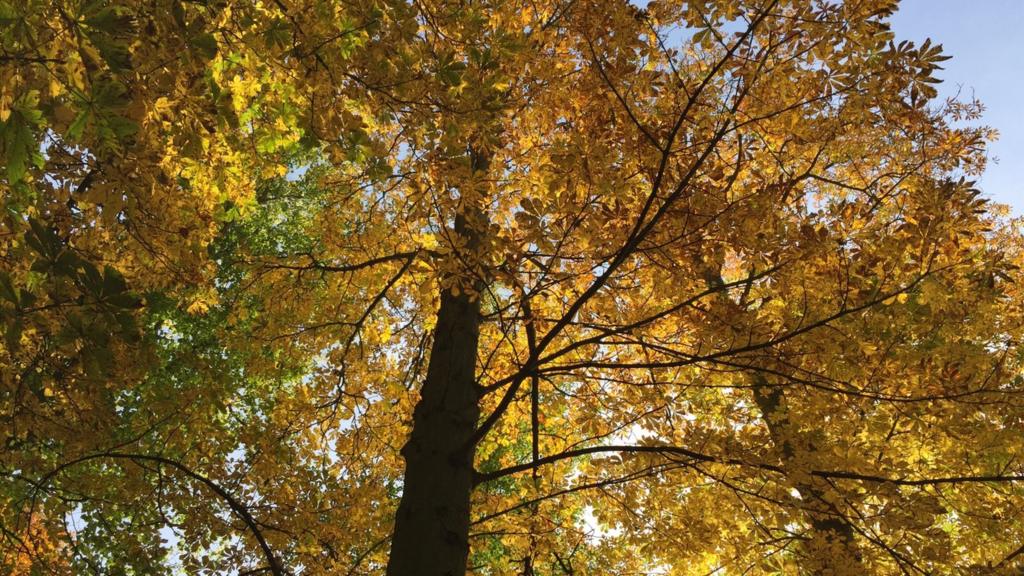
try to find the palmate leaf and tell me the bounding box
[1,2,1023,576]
[1,98,44,184]
[81,2,135,71]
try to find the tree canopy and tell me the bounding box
[2,0,1024,574]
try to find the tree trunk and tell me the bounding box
[752,381,863,574]
[698,256,862,573]
[386,210,482,576]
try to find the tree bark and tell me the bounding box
[752,381,863,574]
[698,257,863,573]
[387,155,487,575]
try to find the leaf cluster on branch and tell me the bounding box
[2,0,1024,575]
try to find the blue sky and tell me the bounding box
[891,0,1022,214]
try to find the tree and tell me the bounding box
[3,0,1024,575]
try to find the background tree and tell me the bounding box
[3,0,1024,575]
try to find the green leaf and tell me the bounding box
[26,218,61,258]
[191,32,219,60]
[82,5,134,71]
[102,265,127,296]
[54,250,82,276]
[81,261,103,293]
[0,272,17,304]
[89,33,132,71]
[108,292,143,309]
[0,1,19,28]
[67,109,91,140]
[4,317,22,351]
[17,290,35,309]
[262,18,290,50]
[29,259,51,274]
[2,109,41,184]
[84,6,133,34]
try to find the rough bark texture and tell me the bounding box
[386,209,483,576]
[752,382,863,574]
[700,258,862,573]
